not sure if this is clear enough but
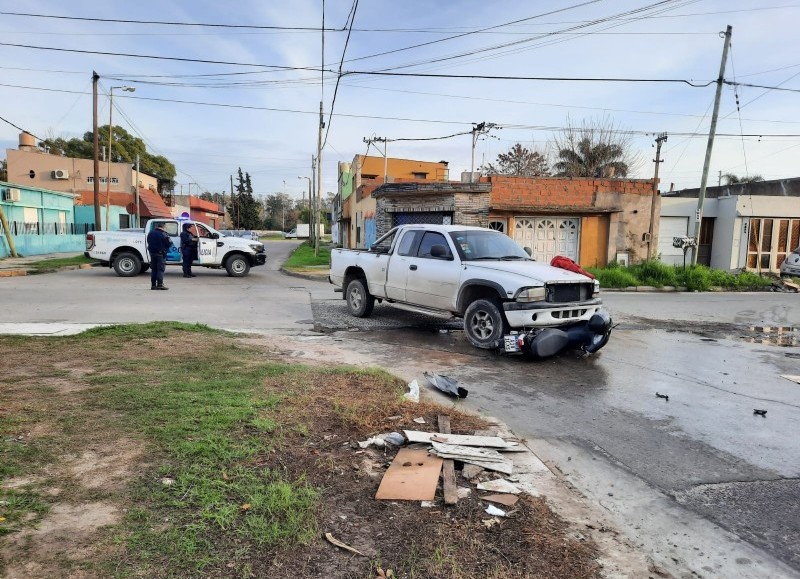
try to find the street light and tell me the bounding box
[298,175,313,245]
[106,85,135,230]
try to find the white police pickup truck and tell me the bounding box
[85,219,266,277]
[329,224,612,358]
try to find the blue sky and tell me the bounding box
[1,0,798,199]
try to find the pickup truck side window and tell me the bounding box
[397,231,419,256]
[416,232,451,259]
[161,222,179,236]
[196,224,212,238]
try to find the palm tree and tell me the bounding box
[554,137,629,178]
[721,173,764,185]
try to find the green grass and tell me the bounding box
[587,259,773,290]
[283,243,331,268]
[0,323,322,576]
[27,255,93,274]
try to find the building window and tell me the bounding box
[412,172,428,179]
[749,217,800,271]
[119,214,130,229]
[87,176,117,184]
[111,177,119,184]
[488,220,506,233]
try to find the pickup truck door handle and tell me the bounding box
[409,265,417,271]
[217,242,224,247]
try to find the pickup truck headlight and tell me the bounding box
[249,243,265,253]
[593,280,600,296]
[515,287,546,302]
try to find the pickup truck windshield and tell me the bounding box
[449,230,531,261]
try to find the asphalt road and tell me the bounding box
[2,245,799,578]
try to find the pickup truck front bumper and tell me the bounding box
[502,297,602,327]
[503,309,613,358]
[252,253,267,266]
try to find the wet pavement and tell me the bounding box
[311,295,800,577]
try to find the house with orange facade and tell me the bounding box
[336,155,450,248]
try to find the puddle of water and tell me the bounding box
[744,326,800,347]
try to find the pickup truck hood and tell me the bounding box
[464,260,591,284]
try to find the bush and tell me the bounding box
[594,268,639,288]
[629,259,678,288]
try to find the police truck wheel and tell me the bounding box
[112,252,142,277]
[346,278,374,318]
[464,298,507,349]
[225,255,250,277]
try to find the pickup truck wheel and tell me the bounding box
[225,255,250,277]
[140,264,150,274]
[464,298,507,349]
[112,252,142,277]
[346,278,374,318]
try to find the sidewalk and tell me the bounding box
[0,251,89,276]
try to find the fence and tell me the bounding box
[0,221,95,236]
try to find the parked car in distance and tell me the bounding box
[284,228,298,239]
[780,246,800,276]
[219,229,260,241]
[284,224,310,239]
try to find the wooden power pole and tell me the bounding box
[647,132,668,260]
[92,71,101,230]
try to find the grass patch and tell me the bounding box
[26,255,93,274]
[587,259,773,290]
[283,243,331,268]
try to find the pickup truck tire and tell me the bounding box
[346,278,374,318]
[464,298,507,349]
[140,264,150,273]
[113,252,142,277]
[225,254,250,277]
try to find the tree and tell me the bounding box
[262,192,295,231]
[722,173,764,185]
[0,159,7,181]
[38,126,177,191]
[227,168,262,229]
[552,116,640,178]
[480,144,550,177]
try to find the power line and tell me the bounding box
[0,114,43,141]
[724,80,800,94]
[322,0,359,150]
[0,10,342,31]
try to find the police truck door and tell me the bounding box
[195,223,217,264]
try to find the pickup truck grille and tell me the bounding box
[546,283,593,303]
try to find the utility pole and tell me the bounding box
[691,25,732,266]
[311,155,317,246]
[135,154,140,227]
[470,122,495,183]
[647,133,668,260]
[718,170,722,187]
[92,71,101,230]
[228,174,233,229]
[316,101,323,256]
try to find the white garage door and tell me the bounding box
[658,216,689,265]
[514,217,580,263]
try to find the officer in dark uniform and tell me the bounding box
[146,223,172,290]
[180,222,198,278]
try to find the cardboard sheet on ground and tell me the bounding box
[482,493,520,507]
[477,479,522,494]
[404,430,516,448]
[781,375,800,385]
[375,448,444,501]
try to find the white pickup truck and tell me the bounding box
[85,218,267,277]
[329,224,612,358]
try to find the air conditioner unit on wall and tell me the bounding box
[51,169,69,180]
[3,188,21,202]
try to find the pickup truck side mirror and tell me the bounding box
[211,232,220,239]
[523,246,532,257]
[430,244,453,260]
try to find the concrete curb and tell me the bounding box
[0,270,27,277]
[280,267,330,282]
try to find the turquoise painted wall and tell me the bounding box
[0,181,85,257]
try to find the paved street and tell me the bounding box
[2,248,799,578]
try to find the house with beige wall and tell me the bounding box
[5,132,158,197]
[660,178,800,272]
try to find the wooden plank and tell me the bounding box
[404,430,515,448]
[438,415,458,506]
[482,493,520,507]
[375,448,443,501]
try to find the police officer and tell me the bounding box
[180,222,198,278]
[146,223,172,290]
